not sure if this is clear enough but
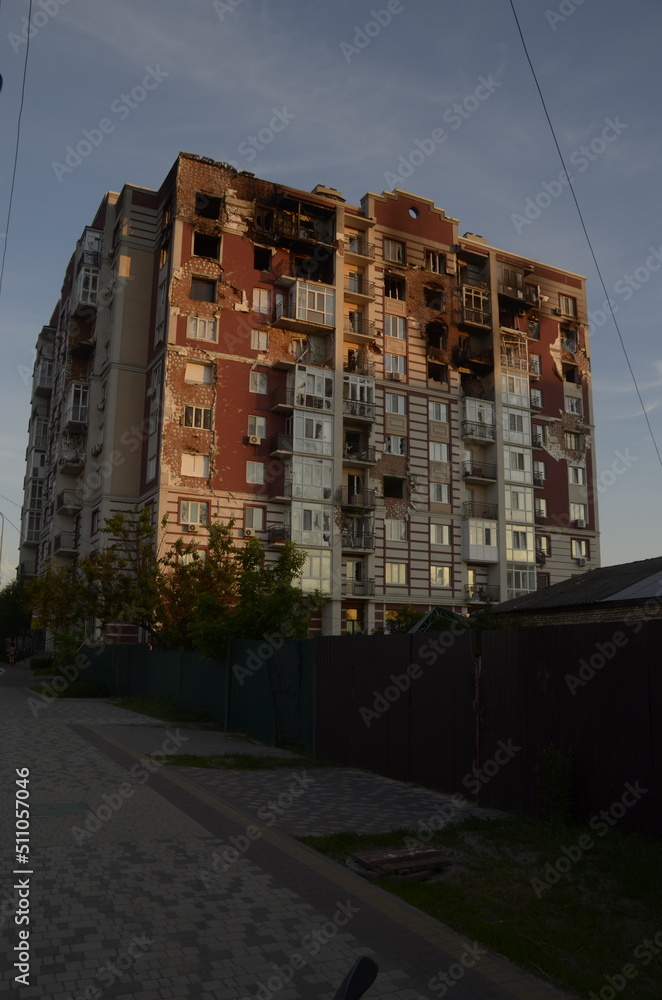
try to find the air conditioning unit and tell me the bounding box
[244,528,253,537]
[248,435,263,445]
[552,308,563,316]
[577,557,588,566]
[575,519,586,528]
[389,372,403,381]
[183,524,198,533]
[91,444,103,456]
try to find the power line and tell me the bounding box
[0,0,34,302]
[508,0,662,471]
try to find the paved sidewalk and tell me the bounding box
[0,663,575,1000]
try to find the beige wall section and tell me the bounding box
[107,368,148,495]
[116,248,155,369]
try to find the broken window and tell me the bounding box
[193,233,220,260]
[190,277,216,302]
[184,405,212,430]
[425,250,445,274]
[195,193,222,219]
[383,476,406,499]
[384,275,406,300]
[254,247,271,272]
[426,322,446,350]
[424,286,445,311]
[383,239,405,264]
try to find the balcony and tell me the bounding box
[269,434,293,456]
[344,237,375,260]
[338,486,376,509]
[462,420,496,443]
[343,444,376,465]
[274,280,335,333]
[54,532,78,555]
[271,386,295,412]
[343,354,375,377]
[341,532,375,551]
[19,561,37,577]
[253,208,335,248]
[453,346,494,368]
[344,316,376,341]
[463,501,498,519]
[34,362,53,396]
[344,275,375,300]
[72,265,99,317]
[64,406,89,433]
[533,472,545,488]
[342,578,376,597]
[56,490,83,514]
[342,398,376,422]
[267,524,291,544]
[465,584,500,604]
[22,529,40,547]
[69,337,95,359]
[58,445,85,475]
[462,461,497,483]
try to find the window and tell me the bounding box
[254,247,271,272]
[253,287,271,314]
[535,498,548,518]
[565,431,583,450]
[508,412,524,433]
[245,506,264,530]
[530,389,543,408]
[249,371,268,394]
[383,476,406,499]
[247,415,267,438]
[292,504,332,547]
[383,239,405,264]
[513,530,528,550]
[246,461,265,484]
[507,565,536,598]
[463,287,490,325]
[385,354,406,374]
[429,441,449,462]
[569,466,586,486]
[431,482,450,504]
[185,362,212,384]
[430,565,451,588]
[384,275,406,299]
[559,294,577,317]
[294,411,333,456]
[497,262,525,297]
[195,192,222,219]
[424,287,444,311]
[385,434,407,455]
[184,405,212,429]
[429,401,448,422]
[430,523,450,545]
[572,539,589,559]
[532,424,546,448]
[385,519,407,541]
[193,232,220,259]
[384,314,406,339]
[561,326,578,352]
[537,535,551,555]
[565,395,582,415]
[385,392,406,415]
[187,317,217,342]
[537,573,550,589]
[67,383,89,423]
[251,329,269,351]
[425,250,446,274]
[181,453,210,477]
[502,372,529,407]
[190,277,216,302]
[533,460,546,485]
[469,521,497,548]
[529,355,541,375]
[91,509,100,535]
[570,502,587,523]
[295,282,335,326]
[301,550,332,593]
[509,451,525,471]
[180,500,209,525]
[506,486,533,522]
[385,561,407,585]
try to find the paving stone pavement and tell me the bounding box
[0,663,575,1000]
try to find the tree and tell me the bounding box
[0,578,33,657]
[26,509,325,652]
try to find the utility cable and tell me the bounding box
[509,0,662,471]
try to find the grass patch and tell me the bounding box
[159,752,322,769]
[299,816,662,1000]
[113,696,213,724]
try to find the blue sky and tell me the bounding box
[0,0,660,584]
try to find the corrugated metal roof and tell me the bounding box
[492,556,662,614]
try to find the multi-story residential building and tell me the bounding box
[19,152,600,636]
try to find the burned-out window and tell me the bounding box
[190,277,216,302]
[195,193,222,219]
[193,233,221,260]
[254,247,271,272]
[424,287,445,311]
[385,275,406,300]
[383,476,406,499]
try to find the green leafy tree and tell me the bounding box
[0,578,33,658]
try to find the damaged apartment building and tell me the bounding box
[19,151,599,636]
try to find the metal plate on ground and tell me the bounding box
[30,802,88,816]
[350,845,448,874]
